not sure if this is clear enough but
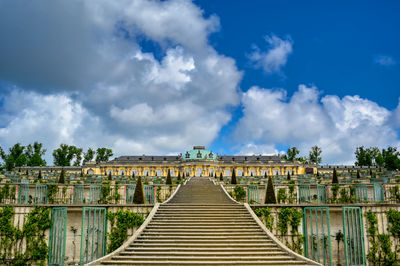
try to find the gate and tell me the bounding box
[35,184,47,204]
[354,184,368,203]
[73,185,84,204]
[80,207,107,264]
[89,185,101,204]
[373,184,384,202]
[299,185,311,203]
[144,185,154,204]
[317,185,327,204]
[342,207,366,266]
[48,207,67,266]
[303,207,332,265]
[18,184,30,203]
[126,185,135,204]
[247,185,259,203]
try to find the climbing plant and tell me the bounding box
[0,206,51,265]
[107,210,145,253]
[233,185,245,202]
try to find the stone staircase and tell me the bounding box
[88,177,320,265]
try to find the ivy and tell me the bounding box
[107,210,145,253]
[0,206,51,265]
[365,210,397,265]
[47,184,58,204]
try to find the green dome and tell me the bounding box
[182,146,216,161]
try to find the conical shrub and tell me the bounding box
[177,171,181,181]
[166,170,172,185]
[332,168,338,184]
[58,168,65,184]
[220,172,223,181]
[231,169,237,184]
[108,171,112,181]
[38,170,42,180]
[133,176,145,204]
[357,170,361,179]
[265,176,276,204]
[287,171,291,181]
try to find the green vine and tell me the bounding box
[365,210,397,265]
[47,184,58,204]
[107,210,145,253]
[254,207,274,231]
[0,206,51,265]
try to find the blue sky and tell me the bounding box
[0,0,399,164]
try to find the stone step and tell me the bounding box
[135,237,274,242]
[150,220,257,225]
[151,217,255,221]
[142,229,263,233]
[109,255,297,261]
[140,232,266,237]
[118,251,289,256]
[101,260,308,265]
[145,225,260,229]
[124,247,281,252]
[129,242,277,248]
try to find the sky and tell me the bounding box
[0,0,399,165]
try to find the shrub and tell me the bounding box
[58,168,65,184]
[231,169,237,184]
[133,176,145,204]
[357,170,361,179]
[277,188,287,203]
[177,171,181,181]
[234,185,246,201]
[332,168,338,184]
[220,172,223,181]
[108,171,112,181]
[38,170,42,180]
[287,171,291,181]
[166,170,172,185]
[265,177,276,204]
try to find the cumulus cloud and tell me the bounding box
[235,85,400,164]
[0,0,242,162]
[248,33,293,74]
[374,55,397,66]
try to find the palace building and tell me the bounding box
[82,146,316,177]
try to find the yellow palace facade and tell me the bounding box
[83,146,316,177]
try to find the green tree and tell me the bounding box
[355,146,373,166]
[220,172,223,181]
[133,176,145,204]
[38,170,42,180]
[287,171,291,181]
[284,147,300,162]
[332,168,338,184]
[84,148,95,162]
[357,170,361,179]
[108,171,112,181]
[96,148,113,164]
[2,143,27,170]
[25,142,46,166]
[52,144,82,166]
[381,147,400,171]
[231,169,237,184]
[265,176,276,204]
[166,170,172,185]
[309,145,322,164]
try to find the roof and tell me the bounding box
[113,155,180,162]
[220,155,283,163]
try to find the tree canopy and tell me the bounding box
[355,146,400,171]
[52,144,82,166]
[309,145,322,164]
[96,148,113,164]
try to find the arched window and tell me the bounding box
[274,169,280,175]
[237,169,243,176]
[156,169,162,176]
[196,168,202,177]
[209,168,214,176]
[225,169,231,176]
[170,169,174,176]
[107,169,112,175]
[120,169,125,175]
[144,169,149,176]
[249,169,255,176]
[185,168,190,176]
[87,169,94,175]
[287,169,292,175]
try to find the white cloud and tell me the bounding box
[0,0,242,162]
[235,85,400,164]
[248,33,293,74]
[374,55,397,66]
